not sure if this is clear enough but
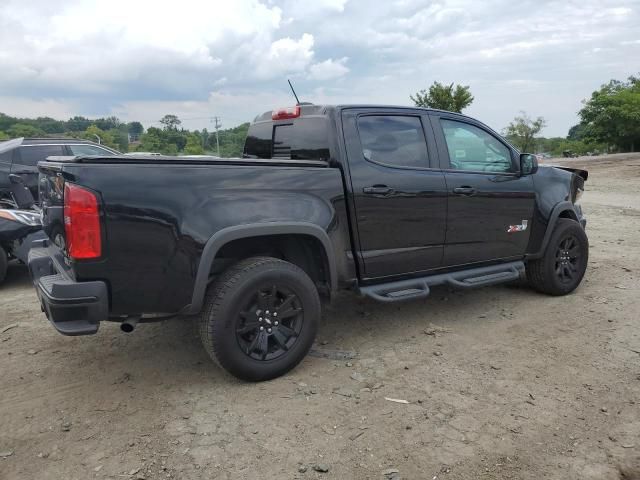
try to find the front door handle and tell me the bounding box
[453,186,476,196]
[363,185,394,195]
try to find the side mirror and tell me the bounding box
[520,153,538,176]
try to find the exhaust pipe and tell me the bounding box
[120,316,140,333]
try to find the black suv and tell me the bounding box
[0,138,119,203]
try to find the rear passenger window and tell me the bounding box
[357,116,428,169]
[18,145,65,166]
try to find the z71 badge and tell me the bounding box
[507,220,528,233]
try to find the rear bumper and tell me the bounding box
[28,244,107,336]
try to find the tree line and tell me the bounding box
[411,75,640,156]
[0,112,249,157]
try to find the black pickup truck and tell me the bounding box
[28,104,588,381]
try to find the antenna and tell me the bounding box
[288,79,301,105]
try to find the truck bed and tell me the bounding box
[36,157,350,317]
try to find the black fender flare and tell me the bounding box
[527,201,581,259]
[187,222,338,314]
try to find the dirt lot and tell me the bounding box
[1,154,640,480]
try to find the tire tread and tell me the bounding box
[527,218,588,296]
[198,256,319,380]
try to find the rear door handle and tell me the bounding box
[363,185,394,195]
[453,186,476,196]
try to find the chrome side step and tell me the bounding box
[358,261,525,303]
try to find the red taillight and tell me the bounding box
[272,105,300,120]
[64,183,102,259]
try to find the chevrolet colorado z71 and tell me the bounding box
[28,105,588,381]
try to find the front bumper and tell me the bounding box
[28,244,107,336]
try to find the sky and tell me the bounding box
[0,0,638,137]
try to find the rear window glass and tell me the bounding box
[18,145,65,166]
[244,118,330,160]
[357,116,428,169]
[243,122,272,159]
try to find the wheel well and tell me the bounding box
[558,209,578,221]
[211,234,331,295]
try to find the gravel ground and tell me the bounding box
[1,154,639,480]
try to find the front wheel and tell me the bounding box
[527,218,589,295]
[199,256,321,381]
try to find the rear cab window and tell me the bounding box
[244,117,330,160]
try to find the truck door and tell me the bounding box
[429,113,536,265]
[342,109,447,279]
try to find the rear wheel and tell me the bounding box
[0,246,7,284]
[199,256,320,381]
[527,219,588,295]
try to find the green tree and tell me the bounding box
[93,116,121,131]
[0,131,9,141]
[504,112,546,152]
[110,129,129,152]
[410,81,474,113]
[66,116,92,132]
[0,113,15,132]
[578,75,640,152]
[159,114,181,131]
[184,134,205,155]
[138,127,165,153]
[7,123,46,138]
[567,123,587,141]
[81,125,121,151]
[127,121,144,136]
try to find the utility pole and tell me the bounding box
[213,116,221,157]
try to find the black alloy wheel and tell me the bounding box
[235,285,304,361]
[527,218,589,296]
[554,235,581,285]
[199,256,320,381]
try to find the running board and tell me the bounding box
[359,261,525,303]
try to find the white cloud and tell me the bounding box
[308,57,350,80]
[256,33,315,78]
[0,0,638,136]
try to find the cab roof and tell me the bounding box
[252,104,473,124]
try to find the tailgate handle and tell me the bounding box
[363,185,394,195]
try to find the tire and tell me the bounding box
[527,218,589,295]
[198,256,321,381]
[0,246,7,284]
